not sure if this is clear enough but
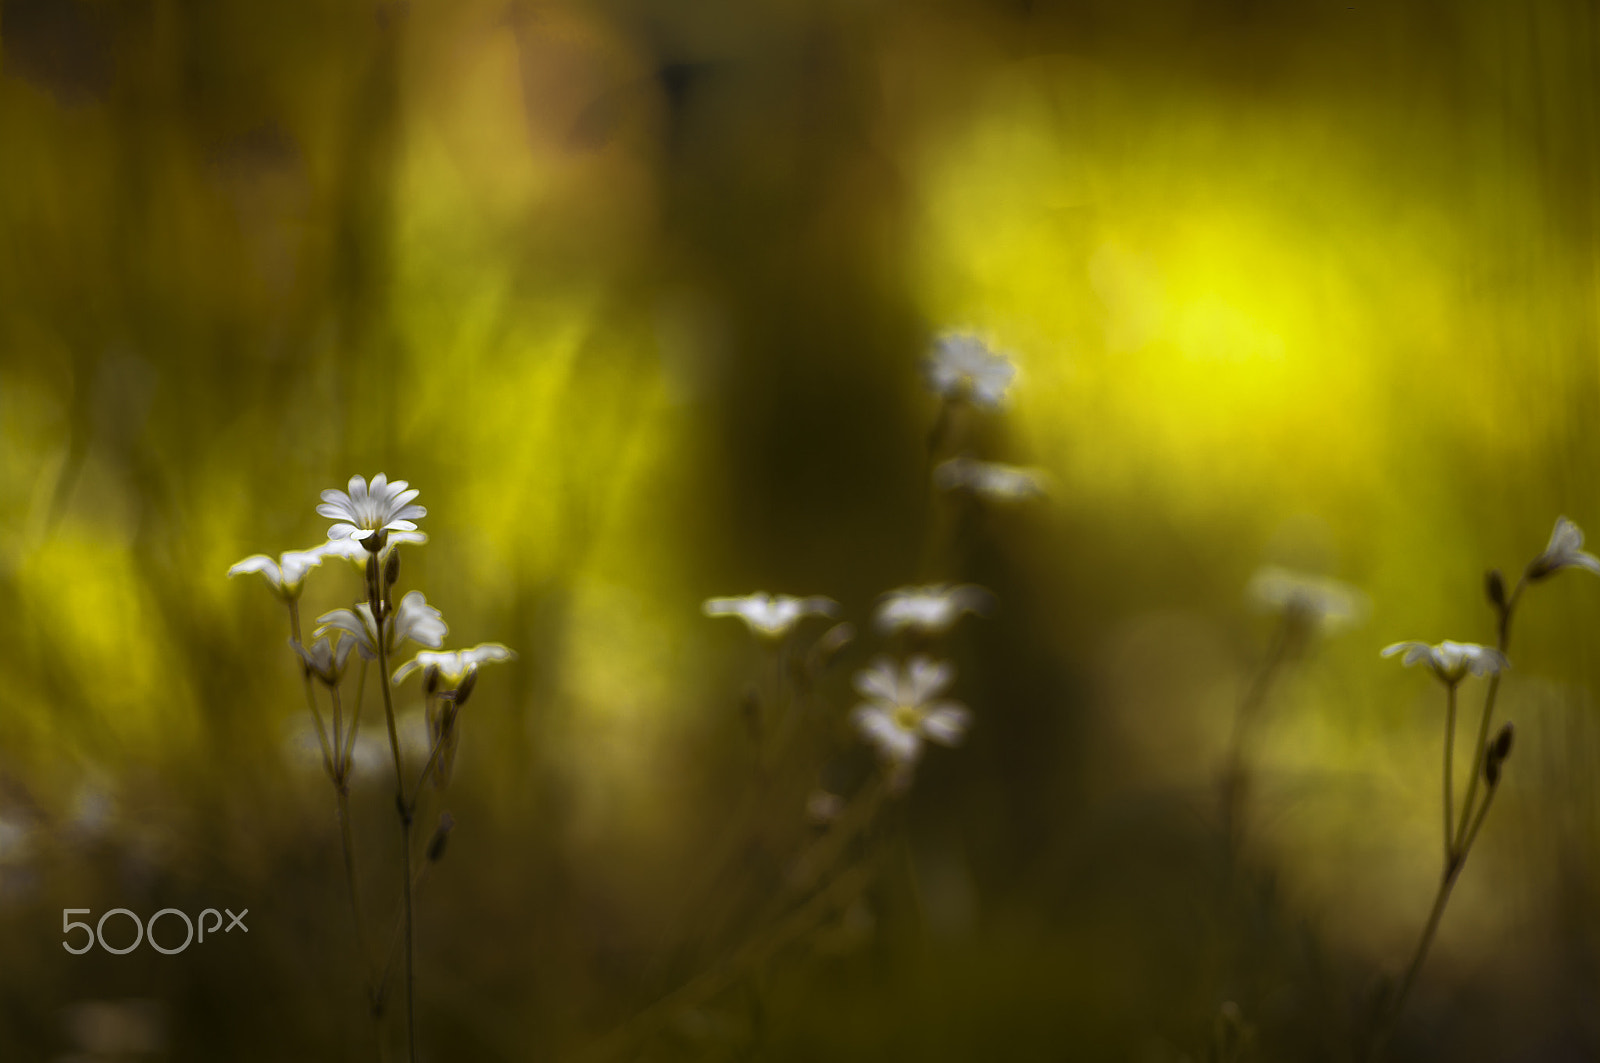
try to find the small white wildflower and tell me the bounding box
[850,655,971,773]
[292,633,356,685]
[227,546,330,600]
[317,473,426,547]
[1525,516,1600,582]
[1381,640,1508,685]
[933,457,1048,501]
[922,333,1017,408]
[875,584,994,636]
[316,590,447,660]
[392,643,516,686]
[1246,566,1368,633]
[702,592,840,639]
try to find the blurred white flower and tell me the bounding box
[922,333,1017,407]
[702,592,840,639]
[850,655,971,772]
[293,633,356,685]
[316,591,447,659]
[933,457,1048,501]
[1246,566,1368,633]
[1526,515,1600,582]
[806,789,847,826]
[875,584,994,635]
[1381,640,1508,684]
[227,546,329,599]
[392,643,517,686]
[317,473,425,546]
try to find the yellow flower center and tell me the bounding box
[893,703,922,732]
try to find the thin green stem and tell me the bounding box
[1452,580,1520,857]
[371,570,417,1063]
[288,599,337,781]
[1221,610,1292,852]
[343,657,368,777]
[406,727,452,816]
[1443,683,1457,863]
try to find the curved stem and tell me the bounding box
[288,599,336,780]
[343,657,368,776]
[1221,611,1291,853]
[372,583,417,1063]
[1443,683,1457,863]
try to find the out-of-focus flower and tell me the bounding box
[293,633,356,685]
[850,656,970,774]
[933,457,1048,501]
[392,643,516,686]
[922,333,1017,408]
[227,546,329,599]
[316,591,447,659]
[1525,516,1600,582]
[703,593,840,639]
[806,790,846,826]
[1246,566,1368,633]
[317,473,425,547]
[1381,640,1508,684]
[875,584,994,635]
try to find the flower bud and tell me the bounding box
[426,812,455,863]
[1491,721,1515,761]
[452,667,477,708]
[384,550,401,590]
[1485,569,1507,611]
[1485,722,1515,786]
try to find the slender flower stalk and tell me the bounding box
[1373,567,1533,1058]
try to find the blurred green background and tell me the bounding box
[3,0,1600,1059]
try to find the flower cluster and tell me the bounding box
[229,473,515,766]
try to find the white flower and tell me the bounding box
[1246,567,1368,633]
[227,546,331,599]
[1525,516,1600,582]
[392,643,516,686]
[922,333,1017,407]
[1381,640,1508,684]
[874,584,994,635]
[293,633,356,685]
[933,457,1048,501]
[702,593,840,639]
[315,590,447,660]
[850,655,971,771]
[317,473,426,546]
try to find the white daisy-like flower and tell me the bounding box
[933,457,1048,501]
[874,584,994,635]
[921,333,1017,408]
[227,546,331,599]
[1246,567,1368,633]
[1381,640,1508,685]
[1525,516,1600,582]
[702,593,840,639]
[392,643,517,686]
[315,590,448,660]
[317,473,426,547]
[850,655,971,771]
[293,633,356,685]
